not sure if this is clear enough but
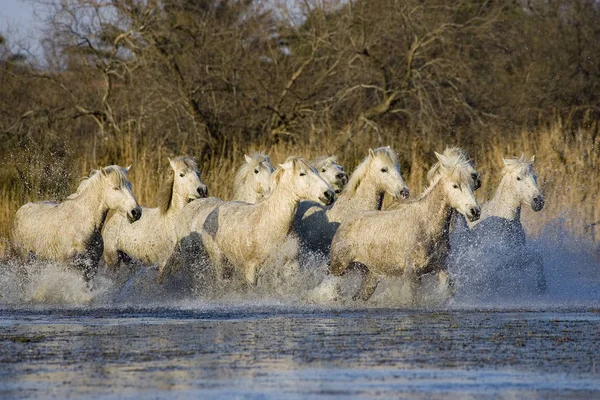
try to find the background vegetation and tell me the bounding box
[1,0,599,253]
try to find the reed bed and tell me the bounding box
[0,121,598,257]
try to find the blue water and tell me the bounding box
[0,225,599,398]
[1,307,599,399]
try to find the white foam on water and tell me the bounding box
[0,218,598,311]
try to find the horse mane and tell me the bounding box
[344,147,398,195]
[421,149,473,197]
[157,156,199,214]
[66,166,128,200]
[309,155,338,169]
[502,154,534,175]
[426,147,470,185]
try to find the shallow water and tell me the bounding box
[1,307,599,399]
[1,225,599,398]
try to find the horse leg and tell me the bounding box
[436,269,454,299]
[352,264,379,301]
[403,266,419,305]
[159,243,182,284]
[244,263,259,286]
[201,232,228,281]
[330,241,351,276]
[531,251,546,294]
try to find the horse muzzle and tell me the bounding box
[128,206,142,223]
[466,206,481,222]
[197,185,208,198]
[337,172,349,185]
[319,189,335,206]
[397,187,410,200]
[532,196,545,212]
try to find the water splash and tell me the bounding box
[0,219,598,311]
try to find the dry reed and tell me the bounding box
[1,121,598,257]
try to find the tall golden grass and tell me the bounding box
[0,121,598,256]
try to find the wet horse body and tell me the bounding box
[11,166,141,279]
[330,152,481,301]
[295,147,410,255]
[201,157,335,285]
[102,157,206,269]
[450,155,546,295]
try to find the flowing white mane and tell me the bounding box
[422,148,472,196]
[502,154,534,175]
[66,166,128,200]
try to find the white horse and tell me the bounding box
[11,165,141,279]
[385,146,481,210]
[102,157,207,269]
[309,155,348,195]
[201,157,334,285]
[329,151,480,302]
[449,155,546,296]
[295,147,410,255]
[159,155,276,280]
[232,152,275,203]
[473,155,543,226]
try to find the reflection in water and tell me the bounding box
[1,309,599,398]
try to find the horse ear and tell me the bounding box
[244,154,252,164]
[168,157,177,170]
[272,168,284,184]
[125,165,132,174]
[100,167,108,177]
[368,148,376,160]
[502,157,509,166]
[279,160,294,171]
[329,155,338,163]
[529,155,535,163]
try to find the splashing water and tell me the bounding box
[0,220,598,311]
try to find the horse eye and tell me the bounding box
[300,172,307,176]
[179,173,185,177]
[453,184,459,189]
[321,168,326,173]
[113,187,120,191]
[471,173,478,180]
[381,168,388,173]
[254,169,259,174]
[517,177,522,181]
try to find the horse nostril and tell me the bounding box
[470,207,480,218]
[324,191,332,200]
[336,173,346,179]
[533,197,544,211]
[130,207,141,221]
[198,187,207,197]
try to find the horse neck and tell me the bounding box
[75,182,111,231]
[233,172,250,200]
[169,180,190,214]
[486,176,522,220]
[254,179,300,237]
[418,182,453,238]
[329,173,382,221]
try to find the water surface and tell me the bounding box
[1,307,599,399]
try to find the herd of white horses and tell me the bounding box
[10,147,545,302]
